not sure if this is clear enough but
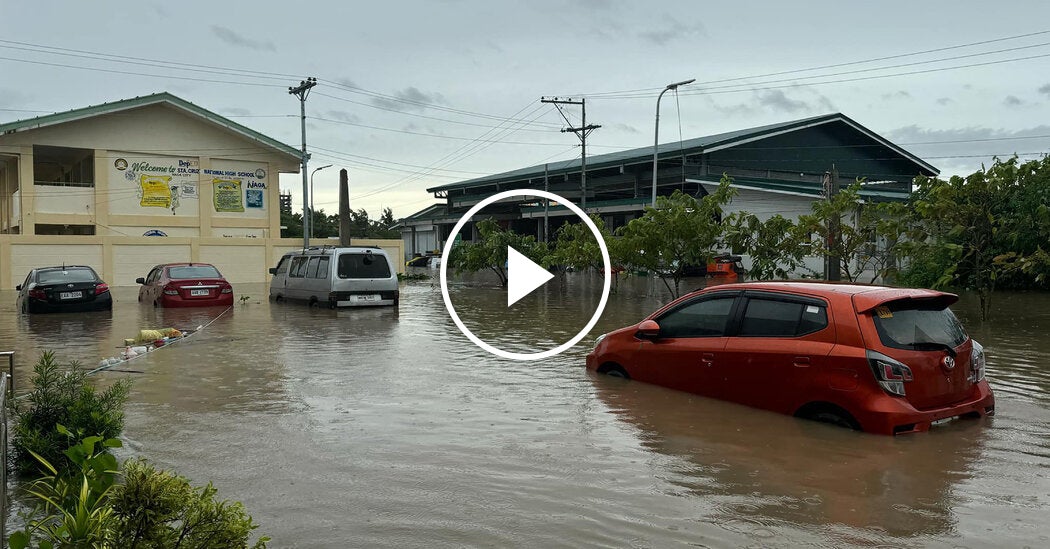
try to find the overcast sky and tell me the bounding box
[3,1,1050,219]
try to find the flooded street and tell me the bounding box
[2,276,1049,548]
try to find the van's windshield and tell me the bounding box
[338,253,390,279]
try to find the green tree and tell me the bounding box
[797,182,891,283]
[447,218,549,287]
[614,176,736,298]
[547,214,612,275]
[724,213,809,280]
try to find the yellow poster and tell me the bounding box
[139,175,172,208]
[213,179,244,212]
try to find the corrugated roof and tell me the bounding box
[0,92,301,160]
[427,113,937,193]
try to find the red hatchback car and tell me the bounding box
[136,263,234,308]
[586,282,995,435]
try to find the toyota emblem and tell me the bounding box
[942,355,956,371]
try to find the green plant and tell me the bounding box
[111,459,268,548]
[9,432,123,549]
[447,218,549,287]
[398,272,431,281]
[239,295,251,305]
[12,351,131,475]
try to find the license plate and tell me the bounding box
[931,416,957,427]
[354,294,380,302]
[190,289,209,296]
[59,291,83,300]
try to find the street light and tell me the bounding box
[652,78,695,208]
[309,164,333,240]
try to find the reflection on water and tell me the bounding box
[0,277,1048,548]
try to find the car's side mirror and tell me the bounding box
[268,267,277,275]
[636,319,661,340]
[15,284,21,291]
[135,277,146,285]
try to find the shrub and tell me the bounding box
[12,351,131,475]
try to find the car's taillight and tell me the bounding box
[867,350,914,397]
[163,285,179,295]
[28,288,46,300]
[95,283,109,295]
[970,340,986,382]
[220,285,232,294]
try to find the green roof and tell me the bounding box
[427,113,938,194]
[0,92,300,159]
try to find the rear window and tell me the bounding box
[168,265,222,279]
[338,253,391,279]
[872,303,967,350]
[37,268,97,284]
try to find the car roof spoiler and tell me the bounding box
[853,288,958,313]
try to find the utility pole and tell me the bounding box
[543,163,550,242]
[289,77,317,249]
[540,97,600,208]
[823,165,841,281]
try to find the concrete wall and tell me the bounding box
[1,236,404,288]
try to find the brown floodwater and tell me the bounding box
[1,275,1048,548]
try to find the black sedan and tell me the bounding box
[16,266,113,313]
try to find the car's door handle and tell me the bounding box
[701,352,715,367]
[793,356,811,367]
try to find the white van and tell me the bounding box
[269,246,399,308]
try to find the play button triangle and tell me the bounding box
[507,246,554,307]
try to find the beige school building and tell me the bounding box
[0,92,401,288]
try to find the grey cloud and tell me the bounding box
[579,0,615,9]
[881,90,912,101]
[1039,83,1050,97]
[333,78,358,90]
[372,87,447,112]
[708,89,834,116]
[211,26,276,52]
[613,123,641,134]
[936,97,952,106]
[639,15,705,45]
[1003,95,1024,107]
[220,108,251,117]
[886,124,1050,176]
[0,87,32,108]
[325,110,361,124]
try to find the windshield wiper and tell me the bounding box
[908,342,957,358]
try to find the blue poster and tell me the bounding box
[246,189,264,208]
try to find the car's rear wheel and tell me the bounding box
[796,403,861,431]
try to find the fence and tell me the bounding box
[0,350,11,542]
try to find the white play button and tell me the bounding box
[506,246,554,307]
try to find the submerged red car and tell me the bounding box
[136,263,234,308]
[586,281,995,435]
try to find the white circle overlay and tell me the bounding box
[439,190,612,361]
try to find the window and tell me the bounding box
[739,298,827,337]
[873,303,966,350]
[306,257,321,278]
[337,253,391,279]
[146,268,161,284]
[314,257,330,279]
[274,257,290,276]
[36,267,98,284]
[657,296,735,338]
[289,257,309,278]
[168,265,221,279]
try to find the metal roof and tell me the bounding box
[0,92,301,160]
[427,113,938,193]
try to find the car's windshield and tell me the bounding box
[36,268,97,284]
[872,303,967,349]
[168,265,222,279]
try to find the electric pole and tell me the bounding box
[823,165,841,281]
[289,77,317,248]
[540,97,600,208]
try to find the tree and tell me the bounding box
[614,176,736,298]
[724,212,809,280]
[380,207,395,228]
[796,182,890,283]
[447,218,549,287]
[547,214,612,275]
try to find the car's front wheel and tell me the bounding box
[599,363,630,379]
